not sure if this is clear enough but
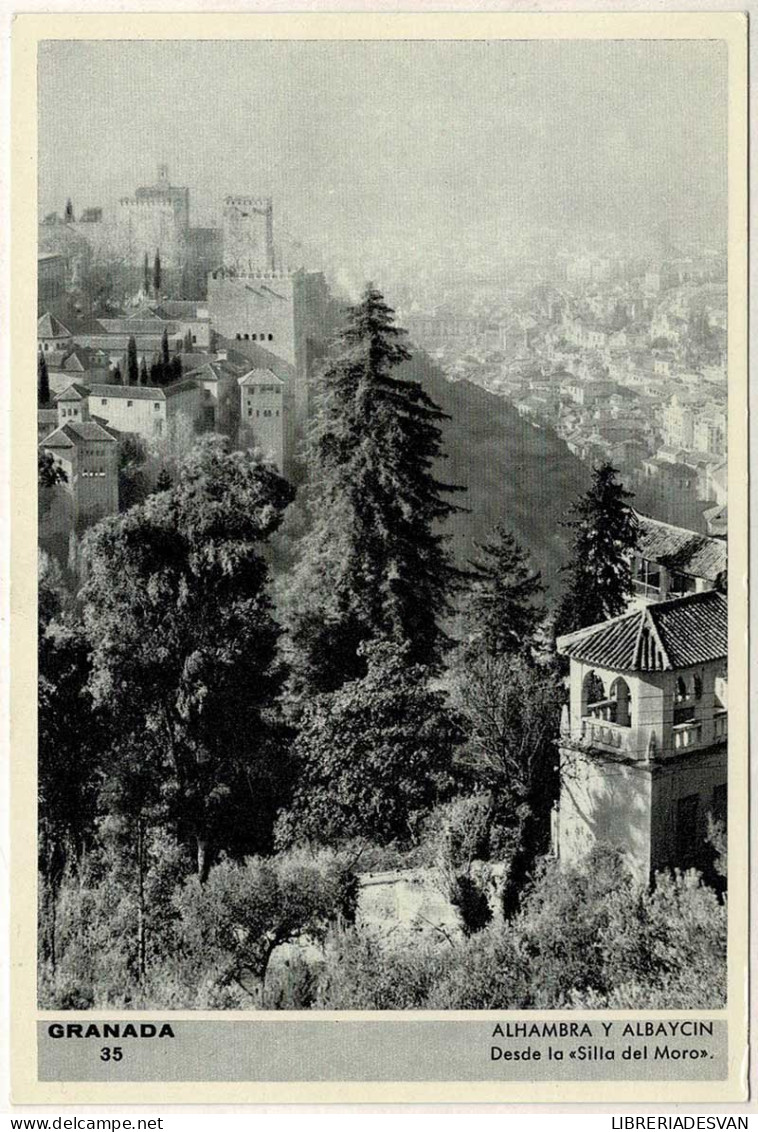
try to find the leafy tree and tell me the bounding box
[118,435,150,510]
[38,553,102,964]
[279,640,460,847]
[38,351,51,406]
[38,450,67,489]
[284,285,464,694]
[169,355,182,384]
[555,463,638,636]
[126,336,139,387]
[153,250,162,297]
[175,850,357,1005]
[452,653,562,913]
[464,524,544,658]
[81,437,295,879]
[155,467,172,493]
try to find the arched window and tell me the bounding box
[675,676,689,703]
[252,334,257,341]
[582,671,606,717]
[610,677,632,727]
[268,333,274,341]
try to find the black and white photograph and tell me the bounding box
[32,29,736,1030]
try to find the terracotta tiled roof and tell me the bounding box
[635,511,726,582]
[41,420,117,448]
[54,382,91,402]
[38,313,72,339]
[557,590,727,672]
[238,368,284,387]
[88,384,166,401]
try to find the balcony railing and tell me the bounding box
[586,698,618,723]
[672,720,702,750]
[580,716,631,753]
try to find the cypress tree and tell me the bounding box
[139,357,149,386]
[143,252,150,297]
[38,350,50,407]
[153,250,162,297]
[64,198,74,223]
[161,328,170,373]
[284,284,464,694]
[126,336,139,387]
[111,363,123,386]
[554,463,638,636]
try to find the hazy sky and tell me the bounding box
[39,38,727,265]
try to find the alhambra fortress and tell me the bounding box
[38,168,727,930]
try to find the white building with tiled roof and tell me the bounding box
[87,383,167,439]
[38,312,73,353]
[40,392,119,535]
[555,589,727,882]
[631,511,727,606]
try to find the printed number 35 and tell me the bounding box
[100,1047,123,1061]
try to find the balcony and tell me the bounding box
[672,720,702,751]
[580,716,632,755]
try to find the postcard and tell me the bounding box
[10,9,749,1105]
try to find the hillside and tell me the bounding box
[404,353,590,593]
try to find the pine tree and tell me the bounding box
[555,463,638,636]
[38,350,50,407]
[464,524,544,658]
[153,250,162,297]
[126,336,139,387]
[284,285,464,694]
[139,356,149,386]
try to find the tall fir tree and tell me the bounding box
[126,336,139,387]
[464,524,544,659]
[284,285,464,695]
[554,463,638,636]
[38,350,50,407]
[153,250,162,297]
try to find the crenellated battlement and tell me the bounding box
[210,267,294,282]
[224,196,273,211]
[120,197,178,212]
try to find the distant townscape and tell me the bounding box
[37,162,727,1013]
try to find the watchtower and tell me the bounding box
[555,590,728,882]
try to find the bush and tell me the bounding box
[172,849,358,1007]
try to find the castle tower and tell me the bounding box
[222,197,275,273]
[238,367,293,477]
[555,590,728,883]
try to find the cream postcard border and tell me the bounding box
[10,10,749,1106]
